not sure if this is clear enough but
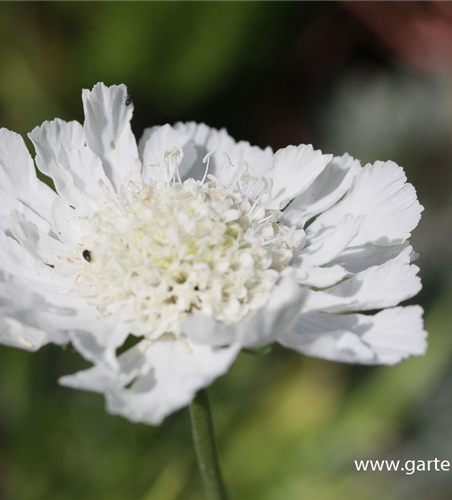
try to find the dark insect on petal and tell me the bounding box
[83,250,92,262]
[125,93,133,106]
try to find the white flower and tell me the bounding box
[0,83,427,424]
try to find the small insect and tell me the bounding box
[125,93,133,106]
[82,250,92,262]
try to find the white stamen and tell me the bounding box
[203,151,216,163]
[201,151,216,184]
[219,151,234,182]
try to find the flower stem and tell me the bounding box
[189,388,229,500]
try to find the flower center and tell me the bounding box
[70,176,300,337]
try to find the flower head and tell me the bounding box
[0,83,427,424]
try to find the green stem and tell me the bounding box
[189,388,229,500]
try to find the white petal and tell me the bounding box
[331,242,414,274]
[178,122,274,182]
[141,124,195,183]
[181,314,237,346]
[0,316,49,351]
[138,125,158,159]
[0,149,83,263]
[29,119,112,209]
[59,364,118,394]
[279,306,427,365]
[0,261,87,313]
[4,308,88,352]
[60,336,240,425]
[0,230,72,291]
[0,271,78,349]
[69,323,131,369]
[267,145,332,209]
[303,249,421,313]
[140,122,274,186]
[0,218,91,317]
[239,269,305,348]
[0,187,52,237]
[283,153,361,227]
[50,197,84,247]
[0,296,92,351]
[0,269,120,354]
[8,210,67,264]
[0,128,57,222]
[308,161,423,246]
[297,265,348,288]
[183,268,304,348]
[82,83,139,189]
[299,213,364,267]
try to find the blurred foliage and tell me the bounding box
[1,2,452,500]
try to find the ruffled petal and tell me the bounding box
[292,214,363,289]
[298,213,364,267]
[140,123,332,210]
[176,122,274,183]
[140,122,274,187]
[68,322,131,369]
[280,306,427,365]
[0,271,77,349]
[49,196,84,247]
[29,119,112,211]
[331,242,415,274]
[82,83,140,190]
[0,128,57,222]
[308,161,423,246]
[0,230,72,292]
[297,265,348,289]
[302,247,421,313]
[283,153,361,227]
[267,145,332,209]
[141,124,196,183]
[60,336,240,425]
[0,267,128,355]
[8,210,67,265]
[0,316,49,351]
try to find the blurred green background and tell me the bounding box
[1,2,452,499]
